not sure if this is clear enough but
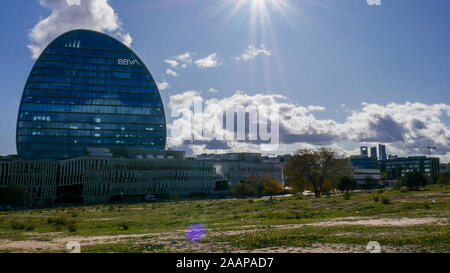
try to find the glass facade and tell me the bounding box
[380,156,440,180]
[17,30,166,160]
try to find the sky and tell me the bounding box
[0,0,449,161]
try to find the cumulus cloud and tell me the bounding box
[195,53,221,69]
[236,45,271,61]
[208,88,219,93]
[166,69,178,77]
[28,0,132,59]
[164,59,179,68]
[156,80,170,91]
[167,91,450,161]
[164,52,193,69]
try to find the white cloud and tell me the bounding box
[167,91,450,161]
[156,80,169,91]
[164,59,178,68]
[176,52,193,64]
[166,69,178,77]
[28,0,132,59]
[236,45,271,61]
[208,88,219,93]
[164,52,193,69]
[195,53,221,69]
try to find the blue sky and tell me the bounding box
[0,0,449,161]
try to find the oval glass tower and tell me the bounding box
[17,29,166,160]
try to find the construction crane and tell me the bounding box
[424,145,436,157]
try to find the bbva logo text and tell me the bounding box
[118,59,139,66]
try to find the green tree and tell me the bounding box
[232,182,252,198]
[287,176,307,195]
[284,147,352,198]
[337,176,358,194]
[404,169,428,190]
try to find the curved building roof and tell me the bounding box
[16,29,166,160]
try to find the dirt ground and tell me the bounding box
[0,216,446,253]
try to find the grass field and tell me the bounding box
[0,184,448,253]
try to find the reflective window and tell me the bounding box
[17,30,166,160]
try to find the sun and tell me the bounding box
[218,0,291,23]
[206,0,294,92]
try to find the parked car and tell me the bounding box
[302,190,313,196]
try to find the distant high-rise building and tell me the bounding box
[360,146,368,157]
[370,147,377,159]
[379,144,387,161]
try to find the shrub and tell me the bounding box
[232,183,252,198]
[25,223,35,231]
[263,179,283,197]
[55,216,67,226]
[372,195,380,203]
[121,221,129,230]
[10,220,25,230]
[381,196,391,204]
[66,220,78,232]
[404,169,428,190]
[71,212,78,218]
[337,176,357,194]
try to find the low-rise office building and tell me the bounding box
[380,156,440,180]
[198,153,283,189]
[0,149,218,207]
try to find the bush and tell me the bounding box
[55,216,67,226]
[232,183,252,198]
[372,195,380,203]
[25,223,35,231]
[121,221,129,230]
[263,179,283,197]
[66,220,78,232]
[337,176,357,194]
[10,220,25,230]
[71,212,78,218]
[381,196,391,204]
[404,169,428,190]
